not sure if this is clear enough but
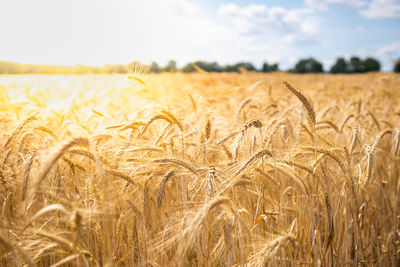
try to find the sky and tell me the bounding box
[0,0,399,71]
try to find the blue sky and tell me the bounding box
[0,0,399,70]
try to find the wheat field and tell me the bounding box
[0,72,399,266]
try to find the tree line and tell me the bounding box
[1,57,399,74]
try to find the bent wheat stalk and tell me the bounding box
[233,149,272,177]
[32,137,89,195]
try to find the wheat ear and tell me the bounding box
[283,81,317,169]
[157,171,175,207]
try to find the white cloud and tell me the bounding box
[377,40,400,70]
[377,40,400,58]
[217,4,319,44]
[305,0,366,10]
[305,0,400,19]
[360,0,400,18]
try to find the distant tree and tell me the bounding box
[293,58,323,73]
[224,62,256,72]
[197,61,221,72]
[394,59,400,73]
[330,57,348,73]
[149,61,161,73]
[164,60,177,72]
[182,63,196,73]
[349,56,365,73]
[330,56,381,73]
[223,65,234,72]
[236,62,256,72]
[262,62,279,72]
[362,57,380,72]
[182,61,222,73]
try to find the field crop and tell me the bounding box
[0,72,399,266]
